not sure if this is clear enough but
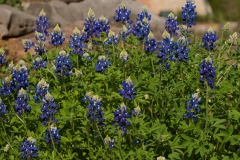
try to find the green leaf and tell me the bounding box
[66,130,72,141]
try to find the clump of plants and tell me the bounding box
[0,0,240,159]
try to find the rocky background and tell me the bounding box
[0,0,166,62]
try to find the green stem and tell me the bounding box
[118,131,123,160]
[1,121,11,146]
[204,84,209,138]
[48,123,56,160]
[112,41,115,66]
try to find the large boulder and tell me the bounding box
[22,1,72,27]
[68,0,166,39]
[0,5,37,39]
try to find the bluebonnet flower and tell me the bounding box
[104,30,119,45]
[174,36,189,62]
[40,92,58,125]
[69,27,86,55]
[32,57,47,69]
[12,60,29,90]
[95,55,110,72]
[95,15,110,37]
[22,39,35,52]
[119,24,132,41]
[0,48,6,64]
[132,106,141,116]
[114,103,131,133]
[119,76,137,100]
[0,98,8,117]
[83,8,98,41]
[49,24,65,47]
[80,26,89,42]
[82,52,92,61]
[202,27,218,51]
[137,5,151,22]
[45,125,61,144]
[114,2,132,24]
[165,12,179,36]
[104,135,115,149]
[221,22,230,32]
[54,50,73,77]
[20,137,38,160]
[14,88,31,114]
[199,56,216,88]
[120,49,129,62]
[132,16,151,39]
[0,75,15,96]
[144,31,158,53]
[82,91,94,102]
[84,94,104,123]
[34,31,47,55]
[157,30,176,70]
[181,0,197,28]
[35,9,50,37]
[33,78,49,103]
[184,91,201,121]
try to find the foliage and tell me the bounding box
[0,1,240,160]
[0,0,23,10]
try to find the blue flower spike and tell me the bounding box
[14,88,31,115]
[202,26,218,51]
[40,92,58,125]
[120,49,129,62]
[119,76,137,100]
[32,57,47,69]
[0,98,8,117]
[49,24,65,47]
[184,90,202,121]
[45,125,61,144]
[199,56,216,88]
[35,9,50,37]
[181,0,197,28]
[114,1,131,24]
[0,75,14,96]
[104,135,115,149]
[12,60,29,90]
[34,78,49,103]
[114,103,131,133]
[22,39,35,52]
[54,50,73,77]
[175,36,189,62]
[104,30,119,45]
[69,27,86,55]
[20,137,38,160]
[0,48,6,64]
[95,55,110,72]
[165,12,179,36]
[144,31,158,53]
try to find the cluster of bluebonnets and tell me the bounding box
[1,0,235,159]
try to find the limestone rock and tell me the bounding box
[68,0,166,39]
[0,5,37,39]
[22,1,71,27]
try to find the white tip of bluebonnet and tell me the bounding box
[27,137,36,143]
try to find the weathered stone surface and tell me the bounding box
[0,5,37,39]
[136,0,212,16]
[22,1,71,27]
[68,0,166,39]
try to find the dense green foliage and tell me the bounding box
[0,3,240,160]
